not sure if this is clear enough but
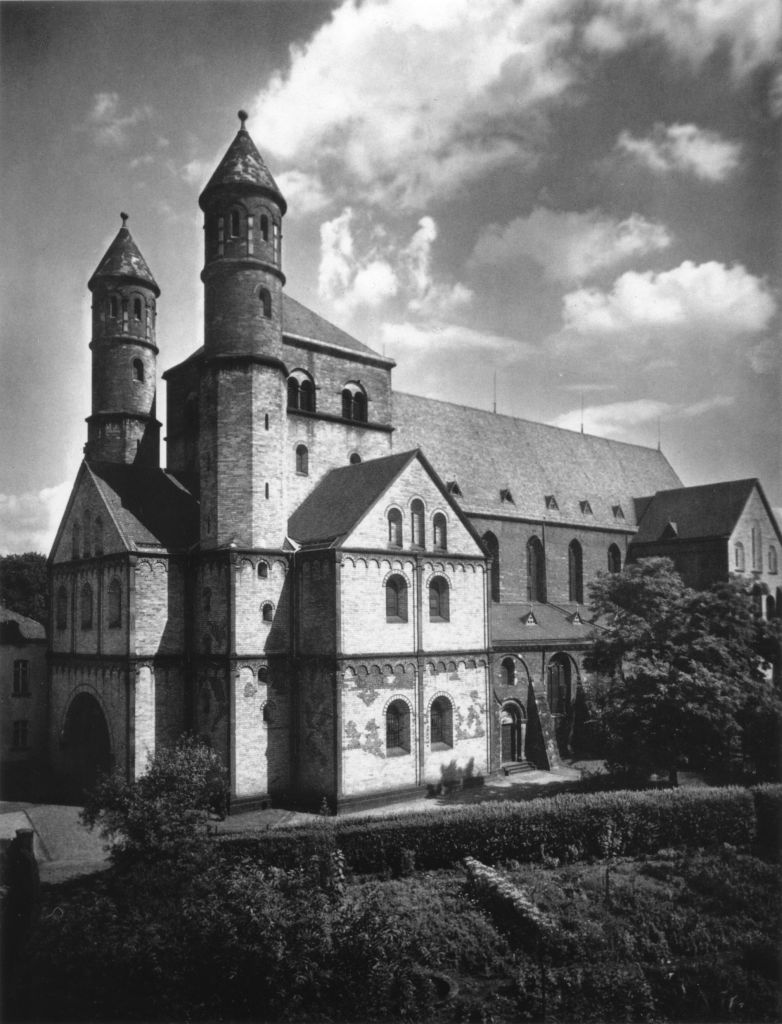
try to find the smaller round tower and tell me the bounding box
[86,214,161,466]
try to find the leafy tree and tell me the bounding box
[0,552,47,624]
[81,735,228,864]
[585,558,782,784]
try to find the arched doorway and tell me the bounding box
[61,693,112,803]
[500,702,526,764]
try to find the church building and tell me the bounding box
[46,113,781,811]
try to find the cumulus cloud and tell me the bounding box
[318,208,471,318]
[0,481,71,555]
[552,394,735,438]
[380,320,530,360]
[472,208,671,282]
[84,92,153,147]
[180,158,213,186]
[616,123,742,181]
[563,260,776,336]
[275,170,331,216]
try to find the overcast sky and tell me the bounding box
[1,0,780,554]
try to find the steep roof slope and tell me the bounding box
[88,463,198,550]
[282,294,392,362]
[288,451,415,547]
[633,479,761,542]
[392,392,682,528]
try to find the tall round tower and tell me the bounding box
[86,215,161,466]
[197,111,288,548]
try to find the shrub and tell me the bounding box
[751,783,782,857]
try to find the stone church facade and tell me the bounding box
[47,114,782,810]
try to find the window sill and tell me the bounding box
[431,741,452,751]
[386,616,408,624]
[429,616,449,623]
[386,747,410,757]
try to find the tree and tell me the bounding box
[0,552,47,624]
[81,735,228,863]
[585,558,782,784]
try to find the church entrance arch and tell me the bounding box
[500,701,526,764]
[61,692,112,803]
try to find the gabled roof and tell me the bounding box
[392,393,682,528]
[283,294,391,363]
[88,222,160,295]
[288,451,416,548]
[87,463,198,551]
[492,602,594,646]
[199,122,286,213]
[0,604,46,643]
[632,479,771,543]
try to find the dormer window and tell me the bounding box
[545,495,558,511]
[522,611,537,626]
[580,500,593,515]
[446,481,462,497]
[500,488,514,504]
[612,504,625,520]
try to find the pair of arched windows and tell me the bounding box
[287,373,316,412]
[342,383,367,422]
[385,696,453,755]
[385,574,449,622]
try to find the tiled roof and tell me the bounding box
[87,463,198,551]
[288,450,417,547]
[492,602,594,646]
[88,225,159,295]
[392,393,682,528]
[200,127,286,212]
[632,479,758,543]
[283,295,391,362]
[0,604,46,642]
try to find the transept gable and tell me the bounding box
[49,463,126,563]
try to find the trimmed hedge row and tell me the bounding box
[217,784,781,874]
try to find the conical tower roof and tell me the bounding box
[88,214,160,296]
[199,110,287,213]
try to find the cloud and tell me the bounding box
[84,92,153,147]
[180,158,213,186]
[275,170,331,216]
[0,481,71,555]
[380,320,531,360]
[563,260,776,336]
[616,123,742,181]
[318,208,471,318]
[551,394,735,438]
[472,208,671,282]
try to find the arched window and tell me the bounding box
[260,214,269,241]
[109,295,119,318]
[608,543,621,574]
[80,584,93,630]
[107,578,121,628]
[501,657,516,686]
[428,576,450,621]
[353,391,367,422]
[385,574,408,622]
[261,602,274,623]
[433,513,447,551]
[547,654,571,716]
[341,382,368,422]
[258,561,269,579]
[82,513,91,558]
[287,377,300,409]
[386,699,410,754]
[132,358,144,382]
[295,444,309,475]
[258,666,269,683]
[482,531,500,602]
[133,297,142,321]
[299,378,315,412]
[770,546,779,574]
[93,516,103,556]
[387,508,403,547]
[349,452,361,465]
[230,209,240,237]
[735,542,745,571]
[341,389,353,419]
[430,696,453,748]
[568,540,584,604]
[56,587,68,630]
[259,288,271,318]
[72,522,81,560]
[751,522,762,571]
[527,536,546,602]
[411,499,425,548]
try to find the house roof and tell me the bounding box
[288,450,417,547]
[392,392,682,528]
[0,604,46,643]
[492,602,594,646]
[632,479,763,543]
[199,121,286,213]
[282,294,390,362]
[88,222,159,295]
[87,462,198,551]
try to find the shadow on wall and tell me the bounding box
[427,757,482,797]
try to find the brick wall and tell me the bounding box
[233,553,291,655]
[340,556,417,655]
[298,554,336,656]
[134,556,185,656]
[231,659,290,800]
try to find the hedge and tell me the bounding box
[216,784,772,874]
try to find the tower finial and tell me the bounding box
[120,211,129,227]
[238,109,248,129]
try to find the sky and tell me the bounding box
[1,0,780,554]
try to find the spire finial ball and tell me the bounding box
[238,109,248,128]
[120,211,129,226]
